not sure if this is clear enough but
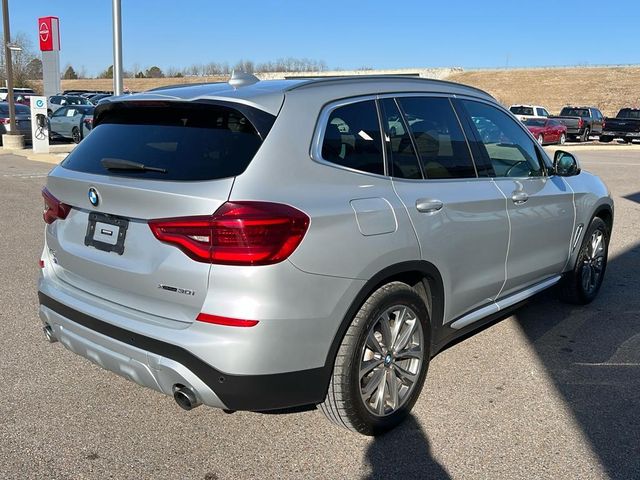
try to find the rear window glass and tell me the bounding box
[321,100,385,175]
[618,109,640,119]
[510,106,534,116]
[560,108,589,117]
[62,104,269,181]
[0,104,30,114]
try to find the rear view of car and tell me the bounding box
[0,103,32,140]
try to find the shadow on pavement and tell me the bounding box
[514,241,640,480]
[364,415,450,480]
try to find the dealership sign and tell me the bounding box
[38,17,60,51]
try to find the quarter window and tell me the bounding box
[462,100,543,178]
[397,97,476,179]
[321,100,384,175]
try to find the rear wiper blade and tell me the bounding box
[101,158,167,173]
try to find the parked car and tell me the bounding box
[509,104,550,122]
[39,74,613,435]
[0,86,35,101]
[88,93,112,105]
[48,105,94,143]
[523,118,567,145]
[47,95,92,116]
[600,108,640,143]
[550,106,604,142]
[0,103,31,142]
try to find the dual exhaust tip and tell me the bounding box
[43,324,57,343]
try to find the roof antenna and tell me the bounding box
[228,70,260,88]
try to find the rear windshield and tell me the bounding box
[617,109,640,119]
[0,104,30,114]
[61,103,272,181]
[509,106,534,116]
[560,108,589,117]
[523,119,546,127]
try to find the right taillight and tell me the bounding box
[578,118,584,128]
[42,187,71,224]
[148,201,310,265]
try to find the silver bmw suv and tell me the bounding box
[39,74,613,435]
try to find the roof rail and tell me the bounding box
[284,75,494,99]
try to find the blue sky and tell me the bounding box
[11,0,640,76]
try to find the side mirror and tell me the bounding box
[553,150,580,176]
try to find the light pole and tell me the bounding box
[112,0,123,96]
[1,0,19,140]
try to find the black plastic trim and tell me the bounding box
[38,292,328,411]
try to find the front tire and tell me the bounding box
[319,282,430,435]
[559,217,609,304]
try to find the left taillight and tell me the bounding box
[148,201,310,266]
[42,187,71,224]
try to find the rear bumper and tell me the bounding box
[39,292,330,411]
[601,130,640,138]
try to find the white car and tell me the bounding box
[509,104,550,122]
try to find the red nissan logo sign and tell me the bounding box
[39,22,50,43]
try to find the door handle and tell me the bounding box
[511,192,529,205]
[415,198,444,213]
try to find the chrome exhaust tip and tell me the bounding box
[43,325,57,343]
[173,385,201,411]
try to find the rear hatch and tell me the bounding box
[43,100,274,323]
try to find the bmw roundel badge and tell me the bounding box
[88,187,99,207]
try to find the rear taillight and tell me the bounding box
[0,118,9,124]
[148,201,310,265]
[83,118,93,130]
[578,118,584,128]
[602,119,606,130]
[42,187,71,224]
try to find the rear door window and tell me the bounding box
[397,97,477,179]
[321,100,385,175]
[379,98,422,179]
[61,102,273,181]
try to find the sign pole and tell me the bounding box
[112,0,123,96]
[2,0,17,136]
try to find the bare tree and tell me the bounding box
[0,31,39,87]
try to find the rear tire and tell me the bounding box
[581,128,591,143]
[319,282,430,435]
[71,127,81,144]
[559,217,609,304]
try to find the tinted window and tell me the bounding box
[536,108,545,116]
[524,119,546,127]
[398,97,476,179]
[380,98,422,179]
[510,106,534,116]
[51,107,67,117]
[62,104,269,181]
[560,107,589,118]
[463,100,543,178]
[618,109,640,119]
[321,100,384,175]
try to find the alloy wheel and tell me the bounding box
[359,304,424,417]
[581,229,606,295]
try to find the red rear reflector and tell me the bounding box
[196,312,259,327]
[148,201,310,265]
[38,259,45,269]
[42,187,71,224]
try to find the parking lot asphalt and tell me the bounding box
[0,149,638,480]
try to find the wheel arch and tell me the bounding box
[593,204,614,236]
[323,261,445,372]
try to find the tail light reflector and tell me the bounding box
[196,312,259,327]
[148,201,310,265]
[42,187,71,224]
[578,118,584,128]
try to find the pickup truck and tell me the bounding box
[550,106,604,142]
[600,108,640,143]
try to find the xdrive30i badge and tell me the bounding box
[158,284,196,296]
[88,187,99,207]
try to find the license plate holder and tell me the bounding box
[84,212,129,255]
